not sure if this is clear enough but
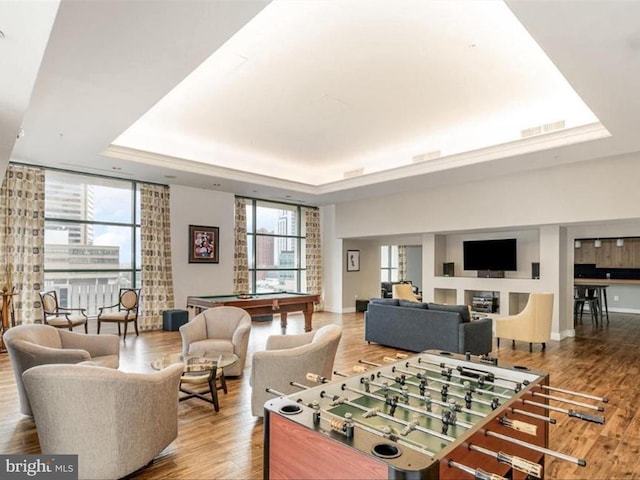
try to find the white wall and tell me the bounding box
[170,185,235,309]
[335,152,640,237]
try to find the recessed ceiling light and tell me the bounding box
[164,175,177,179]
[212,183,221,187]
[112,167,122,171]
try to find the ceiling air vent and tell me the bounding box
[344,168,364,179]
[412,150,442,163]
[521,120,565,138]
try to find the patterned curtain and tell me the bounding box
[140,184,174,330]
[304,207,323,311]
[398,244,407,281]
[0,165,45,325]
[233,197,249,294]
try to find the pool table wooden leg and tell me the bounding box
[303,306,313,332]
[280,312,288,333]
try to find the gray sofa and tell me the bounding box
[364,298,493,354]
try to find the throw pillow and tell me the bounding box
[427,303,471,323]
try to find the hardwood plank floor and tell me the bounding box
[1,311,639,479]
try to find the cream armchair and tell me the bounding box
[392,283,421,302]
[495,293,554,352]
[250,324,342,417]
[23,363,184,480]
[4,324,120,415]
[179,306,251,377]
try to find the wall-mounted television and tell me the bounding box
[463,238,517,272]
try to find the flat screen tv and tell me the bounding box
[463,238,517,271]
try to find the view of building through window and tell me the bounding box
[44,170,141,316]
[245,199,306,293]
[381,245,399,282]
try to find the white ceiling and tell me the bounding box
[4,0,640,206]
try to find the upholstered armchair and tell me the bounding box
[179,306,251,377]
[23,363,184,480]
[495,293,554,352]
[250,324,342,417]
[3,324,120,415]
[392,283,421,302]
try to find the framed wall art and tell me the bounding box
[346,249,360,272]
[189,225,219,263]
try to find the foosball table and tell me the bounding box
[263,350,607,479]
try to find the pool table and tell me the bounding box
[186,292,321,332]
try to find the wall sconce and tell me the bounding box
[574,240,581,248]
[617,238,624,247]
[594,239,602,248]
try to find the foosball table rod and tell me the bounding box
[530,389,605,412]
[540,384,608,403]
[484,429,587,467]
[520,398,605,424]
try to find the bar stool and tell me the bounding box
[574,287,599,325]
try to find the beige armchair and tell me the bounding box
[3,323,120,415]
[179,306,251,377]
[250,324,342,417]
[495,293,554,352]
[23,363,183,480]
[392,283,421,302]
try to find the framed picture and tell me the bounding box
[189,225,219,263]
[346,249,360,272]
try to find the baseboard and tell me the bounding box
[608,307,640,315]
[553,330,575,341]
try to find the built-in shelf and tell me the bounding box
[434,288,456,305]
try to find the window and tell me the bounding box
[381,245,399,282]
[244,198,306,293]
[44,170,141,315]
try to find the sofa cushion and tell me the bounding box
[427,303,470,323]
[398,300,428,309]
[370,298,399,306]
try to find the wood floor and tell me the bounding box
[1,311,640,479]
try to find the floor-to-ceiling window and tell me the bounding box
[44,170,141,315]
[245,199,306,293]
[381,245,399,282]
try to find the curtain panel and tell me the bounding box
[140,184,174,330]
[398,245,407,281]
[0,165,45,325]
[304,207,323,311]
[233,197,249,294]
